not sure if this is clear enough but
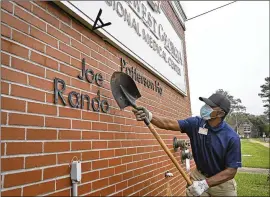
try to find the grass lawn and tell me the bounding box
[241,139,269,168]
[235,172,270,196]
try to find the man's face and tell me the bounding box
[209,106,225,119]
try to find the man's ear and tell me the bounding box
[218,111,225,118]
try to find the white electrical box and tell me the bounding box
[70,161,81,182]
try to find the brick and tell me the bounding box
[81,162,91,172]
[30,26,58,48]
[60,64,80,78]
[14,1,31,11]
[1,82,9,95]
[56,177,71,190]
[1,112,7,125]
[1,1,13,13]
[47,25,70,44]
[100,150,114,159]
[60,42,80,59]
[45,117,71,129]
[46,69,70,85]
[108,124,121,131]
[13,30,45,52]
[108,158,121,167]
[4,170,41,187]
[6,142,42,155]
[1,188,22,196]
[92,141,107,149]
[71,39,90,55]
[92,122,107,131]
[27,129,57,140]
[115,165,127,174]
[34,1,47,9]
[33,4,59,27]
[30,51,58,70]
[71,78,91,92]
[58,152,81,164]
[92,178,109,190]
[100,114,113,123]
[100,168,114,178]
[116,181,127,192]
[92,160,108,170]
[9,113,44,126]
[1,39,28,59]
[78,183,92,195]
[1,96,26,112]
[1,10,29,33]
[72,120,91,130]
[26,154,57,168]
[100,132,114,140]
[46,46,70,64]
[92,50,106,64]
[71,57,81,69]
[1,157,24,171]
[1,24,11,38]
[115,149,127,157]
[71,20,90,38]
[60,22,81,41]
[114,133,126,140]
[11,84,45,102]
[12,57,45,77]
[48,189,70,196]
[28,102,57,116]
[1,127,25,140]
[1,67,27,85]
[29,76,53,92]
[114,116,125,124]
[82,36,99,52]
[47,3,71,25]
[23,180,55,196]
[82,131,99,139]
[108,141,121,149]
[1,143,5,155]
[1,52,10,66]
[59,107,81,118]
[44,142,70,153]
[46,93,55,103]
[82,111,99,121]
[44,165,69,179]
[15,5,46,31]
[71,141,91,151]
[58,130,81,140]
[82,151,99,160]
[109,174,123,185]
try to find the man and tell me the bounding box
[132,93,241,196]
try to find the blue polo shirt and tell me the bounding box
[178,116,241,177]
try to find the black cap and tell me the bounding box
[199,93,231,113]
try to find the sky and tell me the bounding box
[180,1,269,116]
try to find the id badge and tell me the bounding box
[198,127,208,135]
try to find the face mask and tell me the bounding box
[200,104,213,120]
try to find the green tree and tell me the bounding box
[215,89,246,115]
[258,77,270,118]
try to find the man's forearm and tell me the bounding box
[206,168,237,187]
[151,115,181,131]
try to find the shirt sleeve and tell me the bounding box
[225,137,242,168]
[178,117,197,136]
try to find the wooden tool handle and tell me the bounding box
[148,123,193,186]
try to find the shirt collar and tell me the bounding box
[206,120,225,132]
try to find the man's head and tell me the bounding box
[199,93,231,121]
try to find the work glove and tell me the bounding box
[132,106,152,122]
[187,180,209,196]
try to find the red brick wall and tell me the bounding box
[1,1,194,196]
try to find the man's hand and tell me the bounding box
[132,106,152,121]
[187,180,209,196]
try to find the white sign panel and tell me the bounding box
[60,1,187,95]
